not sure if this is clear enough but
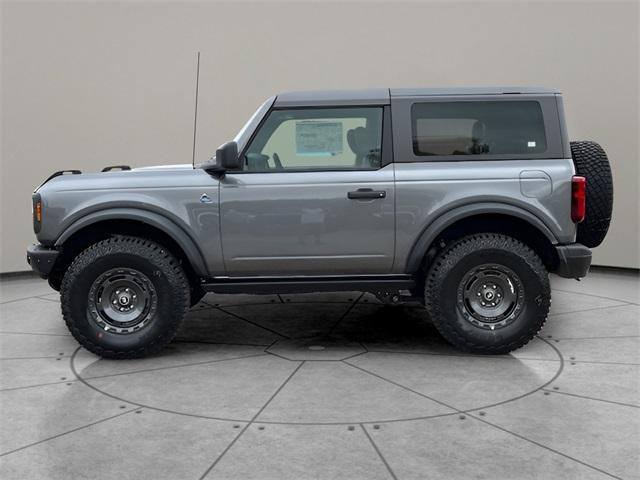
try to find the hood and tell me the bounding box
[36,164,204,194]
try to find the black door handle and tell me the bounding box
[347,188,386,200]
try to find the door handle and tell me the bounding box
[347,188,386,200]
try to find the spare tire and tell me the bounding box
[570,141,613,248]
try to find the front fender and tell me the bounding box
[54,208,209,277]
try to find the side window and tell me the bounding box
[244,107,383,171]
[411,101,547,157]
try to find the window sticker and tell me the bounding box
[527,141,537,148]
[296,121,343,156]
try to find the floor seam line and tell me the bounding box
[547,303,633,316]
[563,360,640,366]
[215,305,291,339]
[541,389,640,408]
[363,348,559,362]
[0,331,71,337]
[327,292,363,336]
[0,379,78,392]
[262,338,281,355]
[0,356,71,360]
[196,361,305,480]
[34,296,60,303]
[550,335,640,340]
[550,288,639,306]
[0,295,52,305]
[173,340,271,347]
[70,347,144,408]
[0,408,137,458]
[70,347,322,425]
[348,336,565,416]
[468,414,625,480]
[342,360,459,412]
[360,424,398,480]
[82,353,270,380]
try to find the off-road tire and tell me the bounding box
[60,236,190,359]
[425,233,550,354]
[570,141,613,248]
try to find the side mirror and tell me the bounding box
[202,141,241,175]
[216,141,241,170]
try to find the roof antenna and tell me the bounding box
[191,51,201,168]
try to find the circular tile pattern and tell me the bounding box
[72,298,562,425]
[4,275,639,480]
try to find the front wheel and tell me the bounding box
[424,233,550,354]
[61,236,190,359]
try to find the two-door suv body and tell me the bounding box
[27,87,613,358]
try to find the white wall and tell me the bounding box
[2,0,638,272]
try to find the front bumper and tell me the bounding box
[26,244,59,278]
[554,243,592,279]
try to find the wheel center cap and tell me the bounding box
[479,284,502,304]
[118,294,131,306]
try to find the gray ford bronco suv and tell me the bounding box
[27,87,613,358]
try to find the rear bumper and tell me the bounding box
[554,243,592,279]
[26,244,59,278]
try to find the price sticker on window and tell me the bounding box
[296,121,343,155]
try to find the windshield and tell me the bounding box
[233,96,275,153]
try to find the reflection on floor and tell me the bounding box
[0,269,638,480]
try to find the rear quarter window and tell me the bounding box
[411,101,547,157]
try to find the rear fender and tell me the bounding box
[405,203,557,273]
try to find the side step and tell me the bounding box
[201,275,415,295]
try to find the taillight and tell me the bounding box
[571,176,586,223]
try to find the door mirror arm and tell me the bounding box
[202,163,227,178]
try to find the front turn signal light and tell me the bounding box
[32,194,42,233]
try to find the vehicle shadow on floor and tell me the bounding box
[174,297,453,355]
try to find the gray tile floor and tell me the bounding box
[0,269,638,480]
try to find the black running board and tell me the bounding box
[201,275,415,295]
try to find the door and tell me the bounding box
[219,106,395,276]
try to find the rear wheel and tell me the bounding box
[425,233,550,354]
[61,236,190,359]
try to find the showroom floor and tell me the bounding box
[0,269,638,480]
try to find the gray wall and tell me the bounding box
[1,0,638,273]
